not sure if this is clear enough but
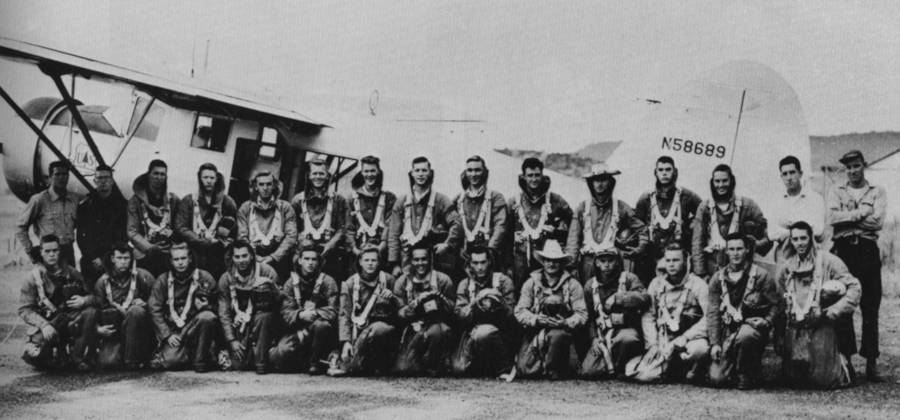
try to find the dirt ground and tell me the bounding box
[0,262,898,420]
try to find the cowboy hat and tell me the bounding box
[535,240,569,261]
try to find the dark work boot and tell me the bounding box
[866,359,885,383]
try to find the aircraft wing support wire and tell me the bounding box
[111,96,156,167]
[46,70,107,167]
[728,89,747,166]
[0,85,97,195]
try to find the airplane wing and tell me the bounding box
[0,37,327,128]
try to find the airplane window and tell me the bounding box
[127,97,164,141]
[48,107,119,137]
[191,113,231,152]
[259,127,279,159]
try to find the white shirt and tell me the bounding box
[767,187,826,242]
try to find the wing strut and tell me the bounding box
[111,96,156,167]
[0,86,97,195]
[46,71,107,167]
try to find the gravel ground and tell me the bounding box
[0,265,898,419]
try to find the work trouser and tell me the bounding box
[518,327,577,378]
[580,326,644,377]
[665,337,709,381]
[22,307,99,369]
[226,311,280,371]
[270,319,337,372]
[832,237,881,359]
[154,310,219,370]
[97,305,155,369]
[394,321,454,376]
[709,323,767,387]
[512,248,540,294]
[79,256,105,290]
[343,321,398,375]
[451,324,512,377]
[137,249,170,278]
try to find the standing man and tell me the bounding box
[515,240,587,379]
[707,233,779,389]
[452,245,517,377]
[330,246,400,376]
[508,157,573,291]
[18,235,97,371]
[347,156,396,264]
[580,248,649,378]
[237,170,297,281]
[217,240,282,374]
[777,221,860,389]
[393,243,456,376]
[291,159,349,281]
[636,243,709,383]
[93,242,156,370]
[827,150,887,382]
[148,242,219,372]
[271,243,339,374]
[128,160,179,277]
[566,163,647,283]
[17,161,80,266]
[454,156,507,268]
[76,164,128,286]
[767,156,825,261]
[634,156,702,284]
[388,156,462,277]
[692,164,770,278]
[176,163,237,280]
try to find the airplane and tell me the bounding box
[1,36,813,247]
[0,36,586,210]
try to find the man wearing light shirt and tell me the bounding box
[827,150,887,382]
[767,156,825,260]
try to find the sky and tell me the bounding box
[2,0,900,151]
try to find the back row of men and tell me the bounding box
[17,150,886,386]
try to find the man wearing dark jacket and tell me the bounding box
[128,160,180,276]
[77,164,128,287]
[176,163,237,279]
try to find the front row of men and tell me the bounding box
[20,217,858,389]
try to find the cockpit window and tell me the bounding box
[127,97,165,141]
[49,107,119,137]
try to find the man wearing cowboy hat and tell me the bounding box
[331,245,400,376]
[692,164,770,278]
[827,150,887,382]
[637,243,709,383]
[270,242,339,374]
[237,170,297,281]
[387,156,463,277]
[291,159,350,282]
[514,240,587,379]
[393,242,456,376]
[776,221,860,388]
[508,157,573,292]
[453,155,508,270]
[175,163,237,280]
[580,247,649,378]
[452,245,517,377]
[634,156,702,284]
[707,233,779,389]
[346,156,397,264]
[216,240,282,374]
[566,163,648,283]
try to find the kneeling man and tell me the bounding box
[271,243,339,374]
[94,243,156,369]
[634,243,709,383]
[515,240,587,379]
[393,243,456,376]
[148,243,219,372]
[581,247,648,378]
[707,233,778,389]
[331,246,400,376]
[776,221,860,389]
[452,245,517,377]
[217,240,282,374]
[19,235,98,370]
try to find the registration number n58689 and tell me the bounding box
[661,137,726,158]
